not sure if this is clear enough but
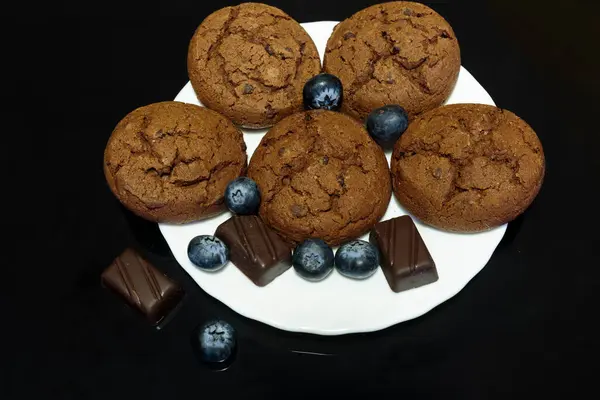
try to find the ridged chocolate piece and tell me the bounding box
[215,215,292,286]
[369,216,438,293]
[101,248,183,325]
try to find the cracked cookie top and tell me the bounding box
[391,104,545,232]
[187,3,321,129]
[323,1,460,120]
[104,102,247,223]
[247,110,391,246]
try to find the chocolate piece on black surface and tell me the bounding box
[369,216,438,293]
[101,248,183,326]
[215,215,292,286]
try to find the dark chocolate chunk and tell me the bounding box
[369,216,438,293]
[242,83,254,94]
[265,104,277,119]
[101,248,183,325]
[215,215,292,286]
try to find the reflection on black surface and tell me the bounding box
[497,213,525,251]
[190,322,237,372]
[120,205,172,258]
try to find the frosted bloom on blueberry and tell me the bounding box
[315,87,340,108]
[192,319,237,368]
[335,240,379,279]
[187,235,229,271]
[292,239,335,281]
[303,73,343,111]
[224,177,261,215]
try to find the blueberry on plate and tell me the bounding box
[335,240,380,279]
[191,319,236,370]
[187,235,229,272]
[292,239,335,281]
[303,73,343,111]
[366,104,409,147]
[225,177,261,215]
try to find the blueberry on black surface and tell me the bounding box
[366,104,409,147]
[225,177,261,215]
[187,235,229,272]
[303,73,343,111]
[292,239,335,281]
[335,240,380,279]
[191,319,236,370]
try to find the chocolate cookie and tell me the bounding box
[104,101,247,223]
[247,110,391,246]
[391,104,545,232]
[323,1,460,120]
[187,3,321,129]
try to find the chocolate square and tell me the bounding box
[369,216,438,293]
[215,215,292,286]
[101,248,183,325]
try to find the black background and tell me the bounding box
[6,0,599,398]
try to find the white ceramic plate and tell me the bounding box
[158,21,506,335]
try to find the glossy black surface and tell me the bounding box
[7,0,598,397]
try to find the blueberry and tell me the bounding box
[303,73,343,111]
[225,177,261,215]
[366,104,409,147]
[191,319,236,369]
[292,239,335,281]
[335,240,380,279]
[187,235,229,271]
